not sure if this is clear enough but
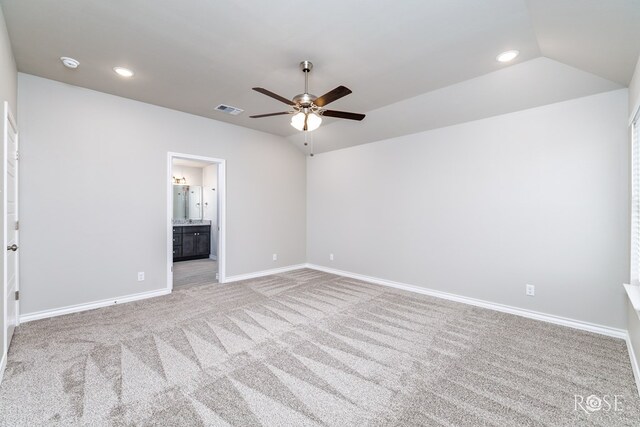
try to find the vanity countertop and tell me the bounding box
[172,220,211,227]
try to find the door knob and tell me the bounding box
[7,244,18,251]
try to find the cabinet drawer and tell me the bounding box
[184,226,210,234]
[172,246,182,257]
[172,227,182,233]
[172,234,182,245]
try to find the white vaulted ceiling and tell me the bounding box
[1,0,639,152]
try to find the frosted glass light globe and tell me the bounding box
[291,112,322,131]
[306,113,322,131]
[290,112,306,131]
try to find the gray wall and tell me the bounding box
[629,55,640,372]
[0,7,15,112]
[172,165,203,186]
[629,300,640,380]
[308,89,629,329]
[202,164,218,257]
[0,5,16,362]
[630,55,640,117]
[18,73,306,315]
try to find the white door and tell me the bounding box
[3,101,19,355]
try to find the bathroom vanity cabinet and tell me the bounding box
[173,225,210,261]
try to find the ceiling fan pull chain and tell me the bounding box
[310,131,314,157]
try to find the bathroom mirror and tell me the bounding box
[172,185,203,220]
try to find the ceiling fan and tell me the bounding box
[250,61,365,132]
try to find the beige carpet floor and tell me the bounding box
[0,269,638,426]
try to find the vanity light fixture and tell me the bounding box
[172,175,187,184]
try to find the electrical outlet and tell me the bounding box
[272,253,277,261]
[138,272,145,281]
[526,284,535,296]
[329,253,334,261]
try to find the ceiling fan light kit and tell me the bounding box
[291,111,321,131]
[250,61,365,132]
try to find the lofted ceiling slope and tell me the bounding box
[291,57,622,153]
[1,0,639,151]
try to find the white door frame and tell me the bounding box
[3,101,19,359]
[167,152,226,290]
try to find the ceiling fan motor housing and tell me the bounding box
[293,93,317,107]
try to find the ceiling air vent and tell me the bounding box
[215,104,244,115]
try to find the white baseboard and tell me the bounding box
[19,288,171,324]
[209,255,218,261]
[19,263,307,322]
[627,334,640,397]
[223,264,307,283]
[306,264,627,339]
[0,352,6,386]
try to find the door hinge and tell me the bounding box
[15,220,19,230]
[15,290,19,300]
[15,150,19,161]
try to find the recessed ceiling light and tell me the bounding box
[113,67,134,77]
[60,57,80,69]
[496,50,519,63]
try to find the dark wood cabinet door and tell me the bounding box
[173,225,210,261]
[182,233,197,257]
[196,233,210,256]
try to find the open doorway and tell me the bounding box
[167,153,225,290]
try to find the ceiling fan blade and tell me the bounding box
[321,110,366,121]
[252,87,295,105]
[249,112,290,118]
[314,86,352,107]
